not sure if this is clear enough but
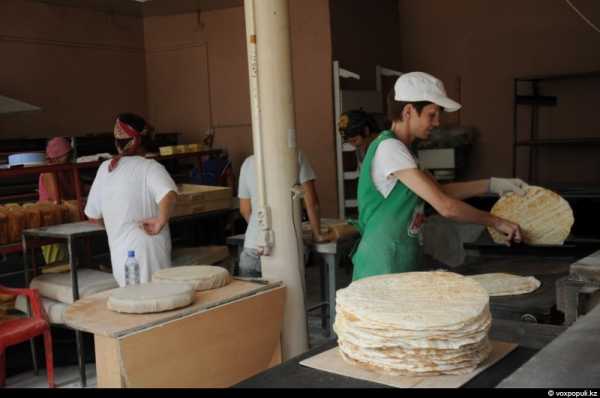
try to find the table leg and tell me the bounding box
[22,235,29,288]
[75,330,87,387]
[319,258,327,332]
[69,238,80,301]
[21,235,40,375]
[68,238,86,387]
[31,238,39,279]
[323,253,337,338]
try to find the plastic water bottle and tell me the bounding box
[124,250,140,286]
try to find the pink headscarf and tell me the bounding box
[46,137,71,160]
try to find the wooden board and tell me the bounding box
[172,198,233,217]
[300,340,517,389]
[112,286,285,388]
[177,184,232,202]
[64,280,281,338]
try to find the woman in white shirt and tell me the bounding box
[85,113,177,286]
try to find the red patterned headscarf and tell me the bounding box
[109,117,150,172]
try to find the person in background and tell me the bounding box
[39,137,76,203]
[38,137,76,264]
[338,109,381,170]
[84,113,178,286]
[352,72,527,281]
[237,151,328,277]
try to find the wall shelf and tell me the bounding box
[512,71,600,182]
[515,138,600,147]
[0,150,223,255]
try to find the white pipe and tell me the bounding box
[244,0,308,359]
[244,0,269,228]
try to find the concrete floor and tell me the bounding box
[5,364,97,389]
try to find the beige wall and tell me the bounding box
[0,0,147,138]
[397,0,600,186]
[144,1,337,216]
[0,0,336,215]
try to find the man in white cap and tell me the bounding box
[351,72,527,281]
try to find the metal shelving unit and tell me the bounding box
[512,71,600,182]
[0,150,222,255]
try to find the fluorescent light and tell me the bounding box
[0,95,41,114]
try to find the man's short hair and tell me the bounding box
[387,89,432,122]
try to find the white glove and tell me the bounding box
[489,177,529,196]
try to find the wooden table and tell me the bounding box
[19,210,234,386]
[64,280,285,388]
[22,221,106,387]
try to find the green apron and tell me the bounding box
[351,130,425,281]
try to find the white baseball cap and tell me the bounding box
[394,72,462,112]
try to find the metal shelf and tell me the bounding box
[516,71,600,82]
[0,150,222,251]
[516,138,600,147]
[343,171,359,180]
[0,243,24,255]
[512,71,600,181]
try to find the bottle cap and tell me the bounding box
[128,250,135,257]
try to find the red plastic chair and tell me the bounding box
[0,285,54,388]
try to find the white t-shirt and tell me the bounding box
[371,139,417,198]
[238,152,316,250]
[84,156,178,287]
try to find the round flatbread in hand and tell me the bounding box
[152,265,231,291]
[488,186,574,245]
[468,273,541,296]
[107,282,195,314]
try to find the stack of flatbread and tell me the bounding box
[334,271,492,376]
[489,186,574,245]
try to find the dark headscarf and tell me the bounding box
[109,113,153,172]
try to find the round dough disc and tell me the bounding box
[152,265,231,291]
[107,282,195,314]
[488,186,574,245]
[468,273,541,296]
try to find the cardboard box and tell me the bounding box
[174,184,232,216]
[185,143,202,153]
[159,146,176,156]
[177,184,232,202]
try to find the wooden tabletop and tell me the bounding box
[63,279,283,338]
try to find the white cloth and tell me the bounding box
[238,151,316,250]
[371,139,417,198]
[84,156,177,287]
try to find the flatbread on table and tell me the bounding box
[107,282,195,314]
[468,273,541,296]
[152,265,231,291]
[488,186,574,245]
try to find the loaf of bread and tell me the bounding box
[37,202,63,226]
[7,205,26,243]
[0,206,8,245]
[59,203,71,224]
[22,203,42,229]
[64,200,82,223]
